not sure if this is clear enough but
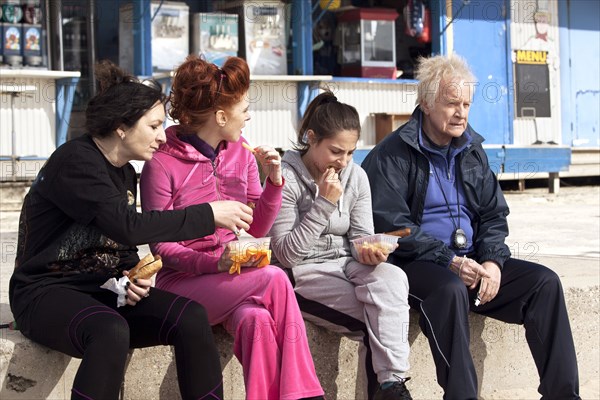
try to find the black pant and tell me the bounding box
[17,287,223,400]
[397,257,579,400]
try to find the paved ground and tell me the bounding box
[500,186,599,293]
[0,185,599,398]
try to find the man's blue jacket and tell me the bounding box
[361,107,512,269]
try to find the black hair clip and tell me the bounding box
[140,79,162,92]
[212,67,227,107]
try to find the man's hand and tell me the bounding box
[475,261,502,305]
[450,256,491,287]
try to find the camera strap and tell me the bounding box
[429,160,461,233]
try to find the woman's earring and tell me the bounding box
[302,131,309,143]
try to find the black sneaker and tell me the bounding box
[373,376,412,400]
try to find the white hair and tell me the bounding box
[415,53,477,110]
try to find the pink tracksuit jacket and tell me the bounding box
[140,126,323,400]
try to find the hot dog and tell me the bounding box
[385,228,412,238]
[128,254,162,280]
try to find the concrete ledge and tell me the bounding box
[0,320,366,400]
[1,286,598,399]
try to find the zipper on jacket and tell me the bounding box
[457,151,474,209]
[211,160,223,247]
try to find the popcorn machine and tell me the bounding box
[336,8,399,79]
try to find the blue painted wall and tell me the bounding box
[447,0,513,145]
[559,0,600,147]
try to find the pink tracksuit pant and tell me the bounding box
[156,265,323,400]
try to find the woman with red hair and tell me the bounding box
[140,55,323,400]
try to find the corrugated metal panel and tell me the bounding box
[244,80,418,149]
[0,77,56,158]
[243,80,298,149]
[328,81,418,147]
[510,0,561,145]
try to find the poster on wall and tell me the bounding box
[514,49,551,118]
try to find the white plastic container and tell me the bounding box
[350,234,398,259]
[228,236,271,255]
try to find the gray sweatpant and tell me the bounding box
[290,257,411,383]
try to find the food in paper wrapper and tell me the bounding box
[101,253,162,307]
[228,237,271,275]
[100,276,130,307]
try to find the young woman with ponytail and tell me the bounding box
[269,91,414,400]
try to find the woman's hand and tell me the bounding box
[122,270,152,306]
[253,145,282,186]
[209,200,253,235]
[357,243,397,266]
[317,167,343,204]
[217,246,233,272]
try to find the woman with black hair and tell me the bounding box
[9,61,252,400]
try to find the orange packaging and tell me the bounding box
[227,237,271,275]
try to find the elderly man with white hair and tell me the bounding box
[362,54,580,400]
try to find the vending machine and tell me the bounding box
[61,3,91,109]
[119,1,189,73]
[216,1,287,75]
[1,0,46,67]
[22,0,42,66]
[191,12,239,67]
[1,0,23,66]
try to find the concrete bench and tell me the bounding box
[1,285,597,399]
